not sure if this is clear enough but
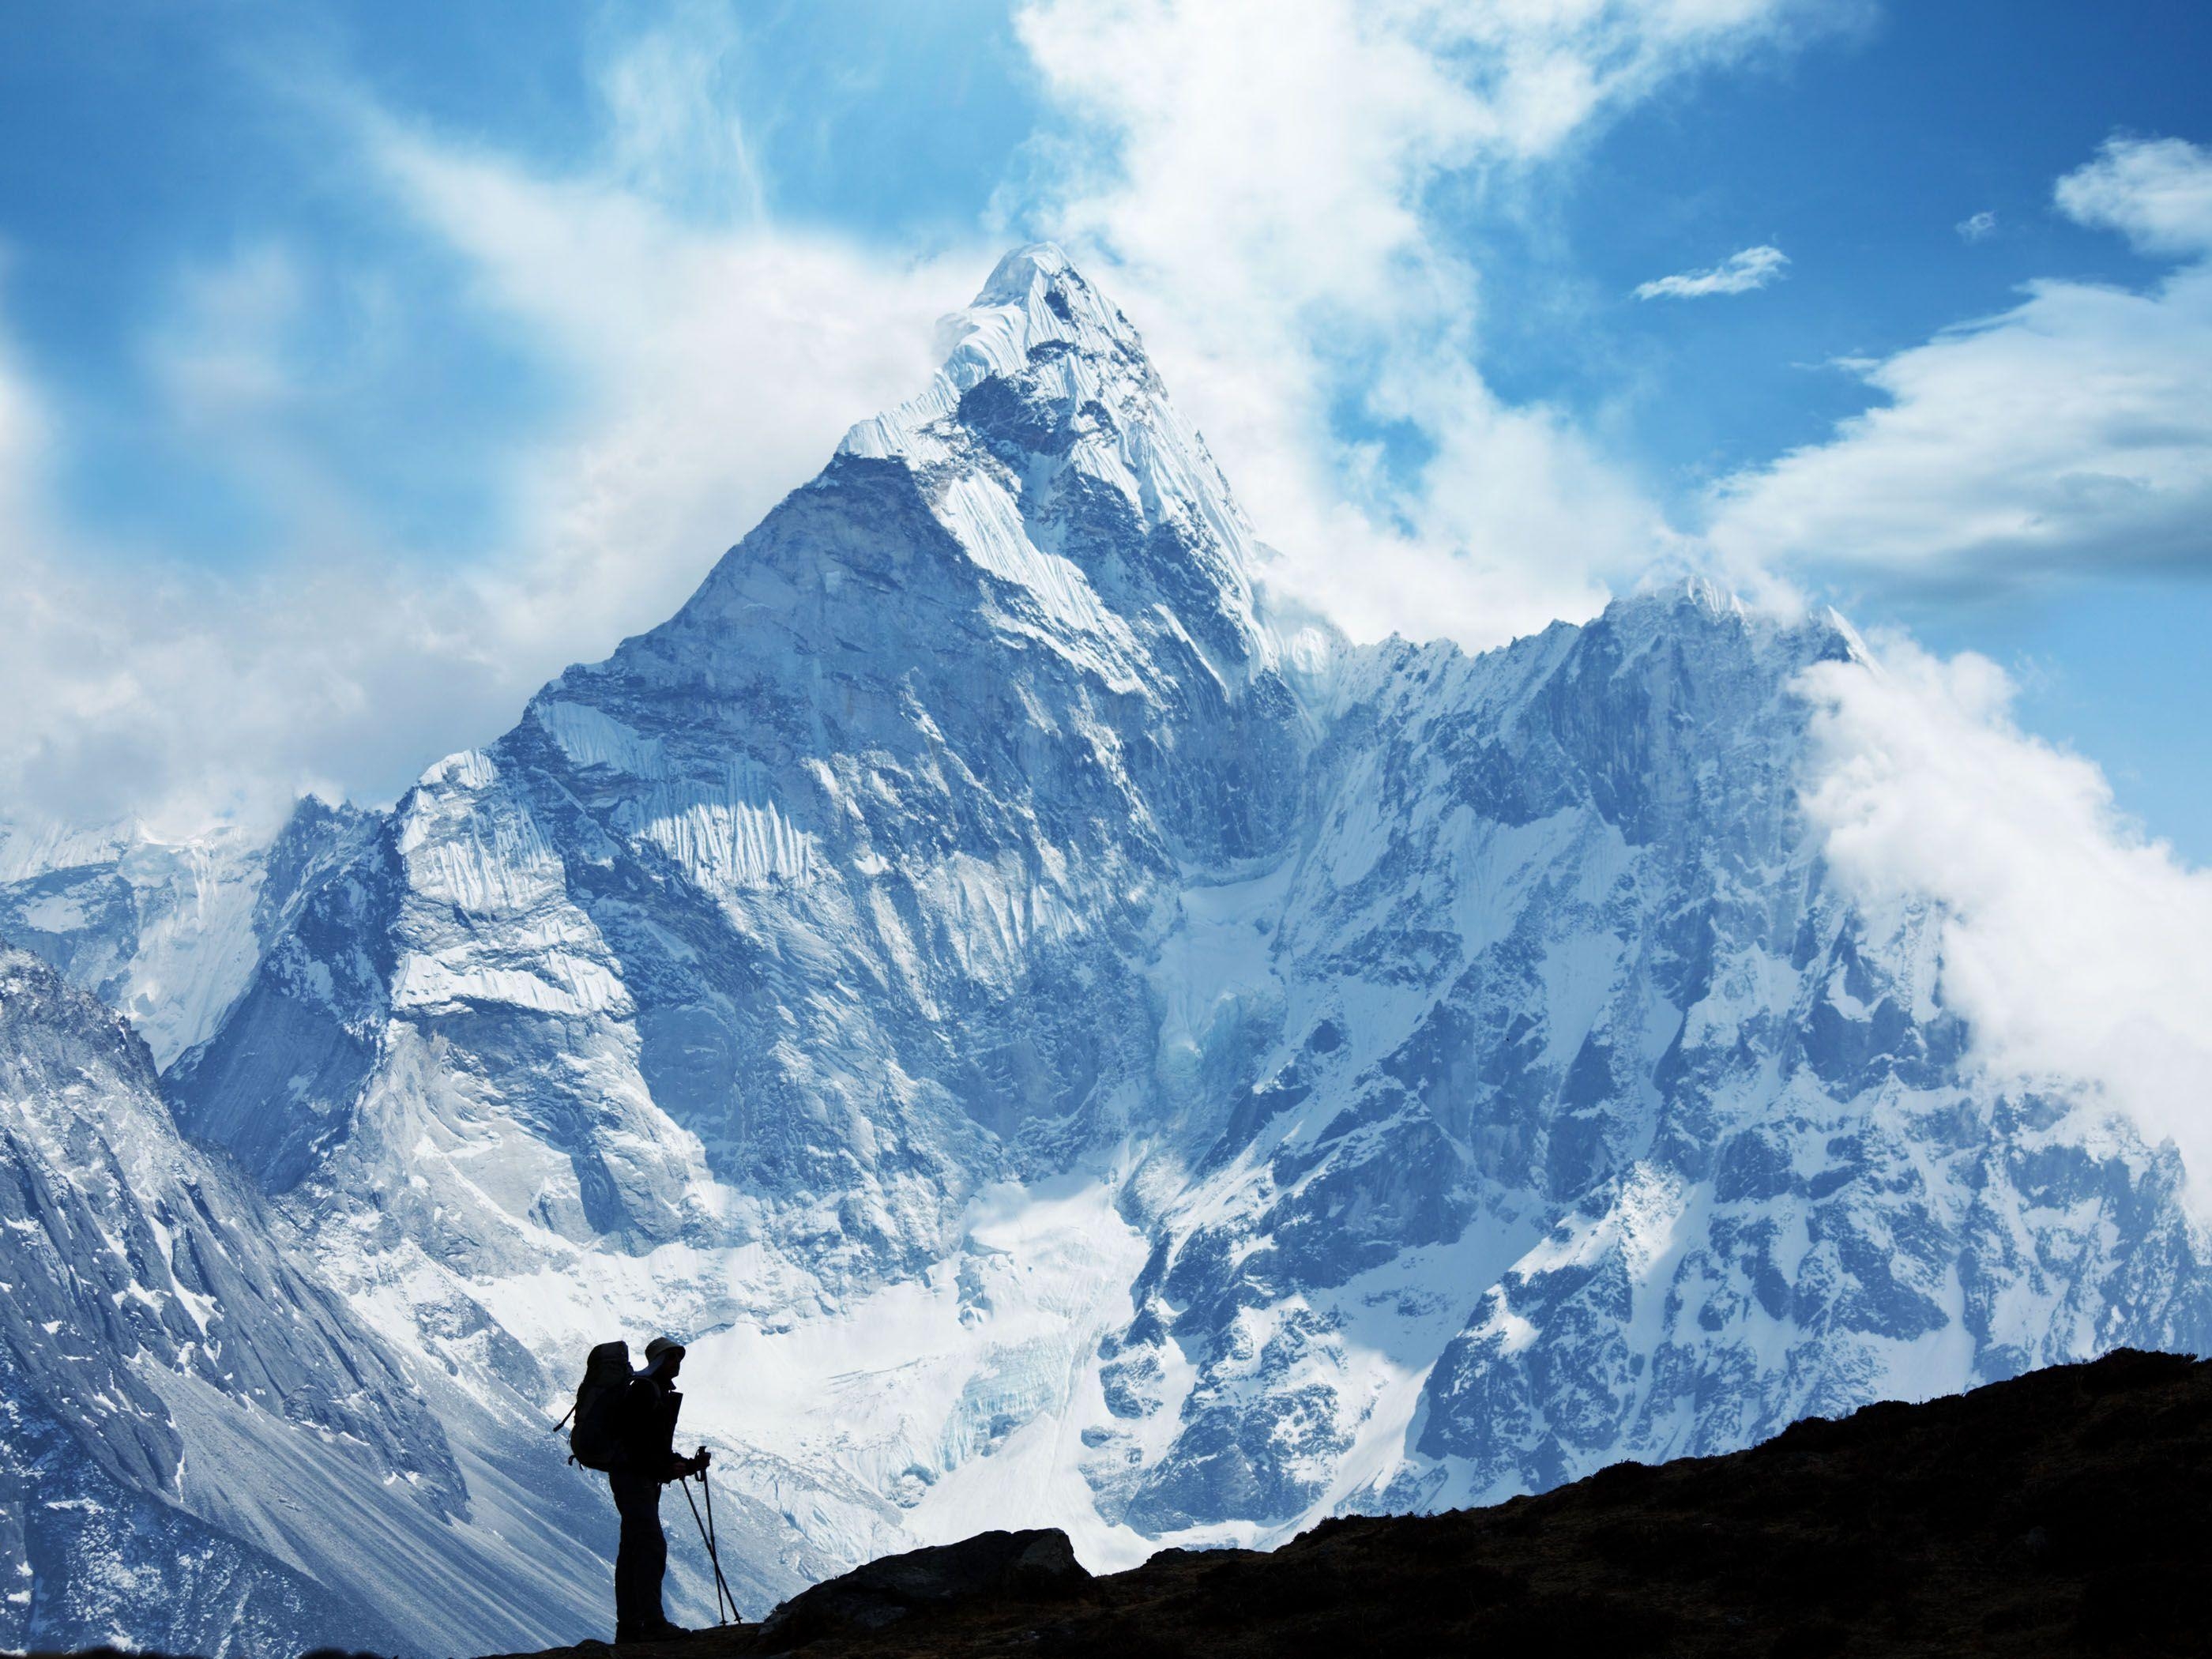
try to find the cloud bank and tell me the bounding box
[1634,243,1789,299]
[1801,638,2212,1193]
[0,32,977,835]
[1717,142,2212,1181]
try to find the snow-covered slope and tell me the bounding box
[24,245,2208,1650]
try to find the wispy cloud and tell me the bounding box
[1708,136,2212,585]
[1671,134,2212,1193]
[1014,0,1831,648]
[1955,209,1997,242]
[1701,134,2212,1190]
[1634,243,1789,299]
[0,16,985,833]
[363,107,981,683]
[0,279,43,527]
[2056,134,2212,258]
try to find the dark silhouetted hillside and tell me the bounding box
[34,1349,2212,1659]
[506,1349,2211,1657]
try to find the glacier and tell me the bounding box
[1,243,2205,1653]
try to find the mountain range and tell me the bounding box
[0,245,2202,1655]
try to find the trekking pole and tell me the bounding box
[678,1475,732,1626]
[693,1448,737,1624]
[702,1479,735,1627]
[702,1465,735,1621]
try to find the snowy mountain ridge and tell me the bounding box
[2,245,2203,1653]
[0,818,271,1067]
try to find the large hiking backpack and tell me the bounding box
[561,1340,634,1471]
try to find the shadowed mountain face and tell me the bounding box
[1,246,2206,1651]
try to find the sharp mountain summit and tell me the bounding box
[1,246,2203,1655]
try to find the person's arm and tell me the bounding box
[646,1387,700,1483]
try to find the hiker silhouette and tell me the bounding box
[604,1336,709,1642]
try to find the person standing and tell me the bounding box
[609,1336,709,1643]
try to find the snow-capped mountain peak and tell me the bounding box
[0,814,273,1066]
[6,246,2205,1654]
[840,243,1150,464]
[830,243,1277,693]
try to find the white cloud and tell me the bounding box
[2056,135,2212,258]
[0,25,986,836]
[1699,140,2212,1194]
[0,284,41,525]
[0,206,967,835]
[1955,209,1997,243]
[1013,0,1831,648]
[362,111,981,676]
[1708,136,2212,584]
[1800,637,2212,1195]
[0,282,512,834]
[1634,243,1788,299]
[0,401,477,836]
[597,0,768,223]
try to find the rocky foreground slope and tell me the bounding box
[480,1348,2206,1659]
[28,1353,2210,1659]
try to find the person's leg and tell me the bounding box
[644,1482,669,1626]
[610,1473,665,1637]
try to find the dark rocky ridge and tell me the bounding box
[541,1348,2199,1656]
[27,1349,2212,1655]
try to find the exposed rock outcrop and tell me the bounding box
[758,1529,1087,1650]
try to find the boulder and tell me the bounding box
[758,1529,1089,1650]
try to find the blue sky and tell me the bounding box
[0,0,2207,860]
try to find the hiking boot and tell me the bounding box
[614,1616,690,1643]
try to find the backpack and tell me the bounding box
[559,1340,634,1471]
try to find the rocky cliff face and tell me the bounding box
[1097,585,2210,1533]
[6,246,2204,1650]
